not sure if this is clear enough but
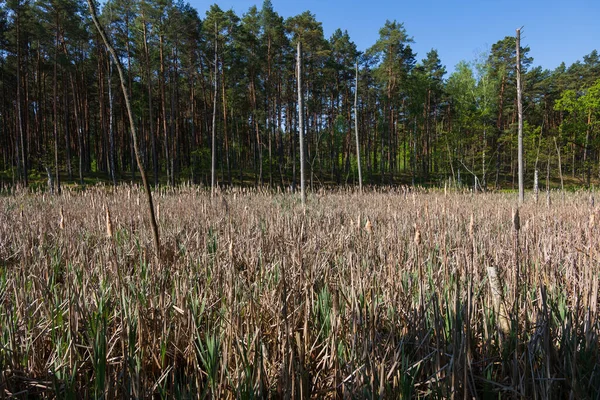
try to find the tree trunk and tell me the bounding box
[354,61,362,192]
[211,22,218,197]
[87,0,160,256]
[108,59,116,185]
[297,42,306,206]
[516,28,524,204]
[159,34,170,185]
[141,13,158,186]
[16,11,27,186]
[53,12,61,194]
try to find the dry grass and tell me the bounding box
[1,185,599,398]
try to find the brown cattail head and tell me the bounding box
[59,207,65,230]
[365,219,373,234]
[105,205,113,238]
[589,213,595,230]
[469,213,474,239]
[512,208,520,231]
[414,223,422,246]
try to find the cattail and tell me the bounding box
[486,265,510,334]
[222,196,229,213]
[105,205,113,238]
[365,219,373,234]
[589,213,595,230]
[413,223,421,246]
[512,208,520,231]
[469,213,474,239]
[59,207,65,230]
[157,203,160,222]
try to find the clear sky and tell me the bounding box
[188,0,599,77]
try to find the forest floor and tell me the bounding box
[1,186,599,398]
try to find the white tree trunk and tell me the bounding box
[516,28,524,204]
[297,41,306,205]
[211,22,218,197]
[355,61,363,192]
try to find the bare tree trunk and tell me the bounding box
[141,12,158,186]
[297,41,306,206]
[211,22,218,197]
[354,60,362,192]
[585,110,592,187]
[68,74,84,185]
[108,59,116,185]
[159,35,169,185]
[554,136,564,191]
[53,12,61,194]
[516,28,524,204]
[16,12,27,187]
[63,72,72,181]
[87,0,160,256]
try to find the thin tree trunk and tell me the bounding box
[159,34,170,185]
[108,59,116,185]
[211,22,218,197]
[68,74,84,185]
[554,136,564,191]
[297,41,306,205]
[53,12,61,194]
[87,0,160,256]
[516,28,524,204]
[354,60,362,192]
[63,72,72,181]
[141,13,158,186]
[16,11,27,186]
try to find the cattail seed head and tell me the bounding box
[589,213,595,230]
[512,208,520,231]
[365,219,373,234]
[469,213,474,239]
[105,205,113,238]
[414,223,421,246]
[59,207,65,230]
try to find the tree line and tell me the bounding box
[1,0,599,191]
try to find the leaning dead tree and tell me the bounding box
[87,0,160,256]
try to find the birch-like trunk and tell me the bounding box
[354,60,362,192]
[516,28,524,204]
[297,41,306,206]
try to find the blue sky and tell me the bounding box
[188,0,599,77]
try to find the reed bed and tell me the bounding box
[1,186,599,398]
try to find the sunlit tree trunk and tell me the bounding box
[516,28,524,204]
[354,60,362,192]
[297,41,306,205]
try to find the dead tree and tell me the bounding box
[87,0,160,256]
